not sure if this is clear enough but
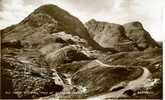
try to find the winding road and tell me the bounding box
[38,60,151,100]
[88,60,151,100]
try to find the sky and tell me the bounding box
[0,0,164,41]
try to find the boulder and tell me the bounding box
[123,89,134,96]
[110,81,128,92]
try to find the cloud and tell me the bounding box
[0,0,164,41]
[67,0,114,13]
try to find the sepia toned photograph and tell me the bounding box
[0,0,164,99]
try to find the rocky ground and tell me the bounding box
[0,4,163,99]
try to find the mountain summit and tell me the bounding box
[123,21,160,50]
[2,4,104,51]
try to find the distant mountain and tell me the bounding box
[85,19,138,52]
[85,19,160,51]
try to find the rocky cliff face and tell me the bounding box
[1,4,162,99]
[85,19,138,52]
[123,21,160,50]
[85,19,160,51]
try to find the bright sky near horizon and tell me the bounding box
[0,0,164,41]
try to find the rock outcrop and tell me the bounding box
[45,45,93,67]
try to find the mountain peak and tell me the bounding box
[32,4,75,20]
[123,21,159,49]
[2,4,105,51]
[123,21,144,30]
